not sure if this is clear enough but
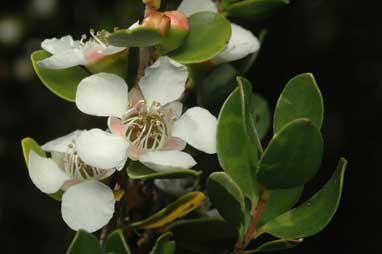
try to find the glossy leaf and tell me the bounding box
[274,73,324,133]
[31,50,89,102]
[244,238,303,253]
[151,232,176,254]
[130,192,206,229]
[257,118,323,189]
[127,161,202,180]
[103,229,131,254]
[224,0,289,20]
[169,12,231,64]
[67,230,101,254]
[253,93,271,140]
[217,77,260,199]
[108,26,163,47]
[207,172,247,240]
[21,137,63,201]
[259,158,347,238]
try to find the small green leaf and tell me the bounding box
[217,81,260,199]
[259,158,347,238]
[130,192,206,229]
[151,232,176,254]
[274,73,324,133]
[257,118,323,189]
[66,230,101,254]
[207,172,247,240]
[21,137,63,201]
[244,238,303,253]
[224,0,289,20]
[127,161,202,180]
[253,93,271,140]
[103,229,131,254]
[169,12,232,64]
[108,26,163,47]
[31,50,89,102]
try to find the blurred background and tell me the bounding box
[0,0,379,253]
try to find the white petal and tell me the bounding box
[100,45,126,55]
[61,180,115,232]
[28,151,69,194]
[178,0,218,16]
[76,129,129,170]
[154,177,198,196]
[42,130,82,153]
[128,87,144,107]
[139,150,196,171]
[76,73,129,117]
[38,48,88,69]
[161,101,183,120]
[172,107,217,154]
[128,21,140,30]
[213,23,260,64]
[139,56,188,106]
[41,35,80,54]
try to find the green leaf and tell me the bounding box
[207,172,247,240]
[224,0,289,20]
[103,229,131,254]
[259,158,347,238]
[169,12,232,64]
[130,192,206,229]
[274,73,324,133]
[66,230,101,254]
[31,50,89,102]
[257,118,323,189]
[258,186,303,227]
[253,93,271,140]
[21,137,63,201]
[217,78,260,199]
[127,161,202,180]
[151,232,176,254]
[244,238,303,253]
[168,217,237,253]
[108,26,163,47]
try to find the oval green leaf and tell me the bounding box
[31,50,89,102]
[244,238,303,253]
[224,0,289,20]
[130,192,206,229]
[169,12,232,64]
[127,161,202,180]
[103,229,131,254]
[67,230,101,254]
[259,158,347,239]
[253,93,271,140]
[151,232,176,254]
[274,73,324,133]
[257,118,323,189]
[108,26,163,47]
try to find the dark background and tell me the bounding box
[0,0,379,253]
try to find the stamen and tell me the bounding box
[89,28,107,48]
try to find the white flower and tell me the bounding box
[75,56,217,171]
[177,0,260,64]
[27,130,127,232]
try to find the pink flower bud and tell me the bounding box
[164,11,190,31]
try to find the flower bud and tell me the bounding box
[142,0,161,10]
[142,10,171,36]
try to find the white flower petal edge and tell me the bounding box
[38,48,88,69]
[139,56,188,106]
[161,101,183,120]
[178,0,218,16]
[41,35,80,54]
[42,130,82,153]
[172,107,217,154]
[76,73,129,117]
[139,150,196,171]
[61,180,115,233]
[76,129,129,170]
[213,23,260,64]
[28,151,70,194]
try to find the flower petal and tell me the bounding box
[28,151,69,194]
[172,107,217,154]
[139,150,196,171]
[162,137,187,151]
[139,56,188,106]
[177,0,218,16]
[154,177,199,196]
[41,35,80,54]
[161,101,183,121]
[38,48,88,69]
[213,23,260,64]
[76,129,129,170]
[61,180,115,232]
[76,73,129,117]
[42,130,82,153]
[108,117,125,136]
[128,87,144,107]
[100,45,126,56]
